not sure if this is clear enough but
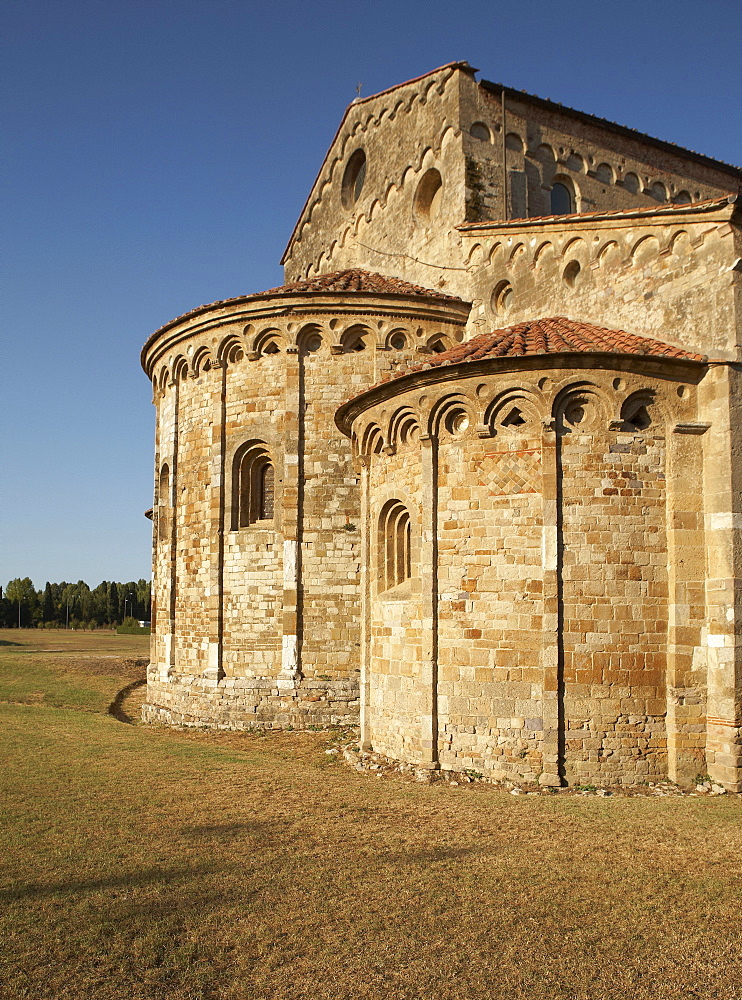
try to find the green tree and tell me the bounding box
[42,582,56,623]
[5,578,38,627]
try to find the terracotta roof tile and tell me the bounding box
[372,317,707,388]
[255,269,463,300]
[458,195,737,231]
[148,269,464,341]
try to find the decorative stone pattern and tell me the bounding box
[141,62,741,791]
[142,274,468,730]
[339,341,728,787]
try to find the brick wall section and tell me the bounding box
[344,357,715,786]
[141,283,469,730]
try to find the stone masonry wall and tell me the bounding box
[142,290,468,730]
[350,359,710,785]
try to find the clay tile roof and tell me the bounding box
[383,317,707,382]
[458,194,737,231]
[254,268,464,301]
[147,268,465,342]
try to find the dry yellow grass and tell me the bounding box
[1,630,740,999]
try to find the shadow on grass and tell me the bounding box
[0,863,222,903]
[107,678,147,723]
[0,639,24,646]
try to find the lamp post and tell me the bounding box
[124,594,135,622]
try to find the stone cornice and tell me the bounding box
[335,350,708,436]
[142,292,471,377]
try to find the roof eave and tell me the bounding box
[335,350,708,436]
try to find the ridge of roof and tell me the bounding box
[481,80,742,177]
[458,194,738,232]
[142,269,467,362]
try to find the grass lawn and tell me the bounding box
[1,630,740,1000]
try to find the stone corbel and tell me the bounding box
[674,422,711,435]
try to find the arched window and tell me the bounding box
[232,442,275,528]
[378,500,411,591]
[550,181,574,215]
[158,464,170,542]
[158,463,170,505]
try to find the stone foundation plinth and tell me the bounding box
[142,673,359,730]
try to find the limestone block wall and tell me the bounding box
[461,200,741,355]
[282,63,470,289]
[141,284,469,730]
[463,81,739,223]
[435,421,545,779]
[559,412,669,784]
[283,64,740,290]
[366,444,425,762]
[342,354,733,787]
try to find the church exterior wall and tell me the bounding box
[141,286,469,730]
[462,201,740,355]
[344,354,726,787]
[283,65,739,292]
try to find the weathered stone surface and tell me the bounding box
[140,62,742,792]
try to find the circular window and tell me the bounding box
[303,333,322,353]
[389,332,407,350]
[414,168,443,222]
[341,149,367,209]
[444,409,470,436]
[491,280,513,315]
[562,260,581,287]
[470,122,492,142]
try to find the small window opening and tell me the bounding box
[389,333,407,350]
[233,442,275,528]
[550,182,573,215]
[428,337,448,354]
[563,260,581,287]
[414,168,443,222]
[379,500,412,591]
[502,407,526,427]
[341,149,367,209]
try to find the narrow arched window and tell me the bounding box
[550,182,574,215]
[378,500,412,591]
[232,442,274,528]
[158,464,171,542]
[258,463,274,520]
[158,463,170,505]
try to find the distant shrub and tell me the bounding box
[116,616,151,635]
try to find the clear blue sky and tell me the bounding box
[2,0,740,590]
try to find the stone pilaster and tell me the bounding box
[419,433,439,768]
[280,346,301,687]
[665,420,708,784]
[205,359,226,684]
[539,417,562,786]
[702,366,742,791]
[358,455,372,750]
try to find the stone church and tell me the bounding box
[141,62,742,791]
